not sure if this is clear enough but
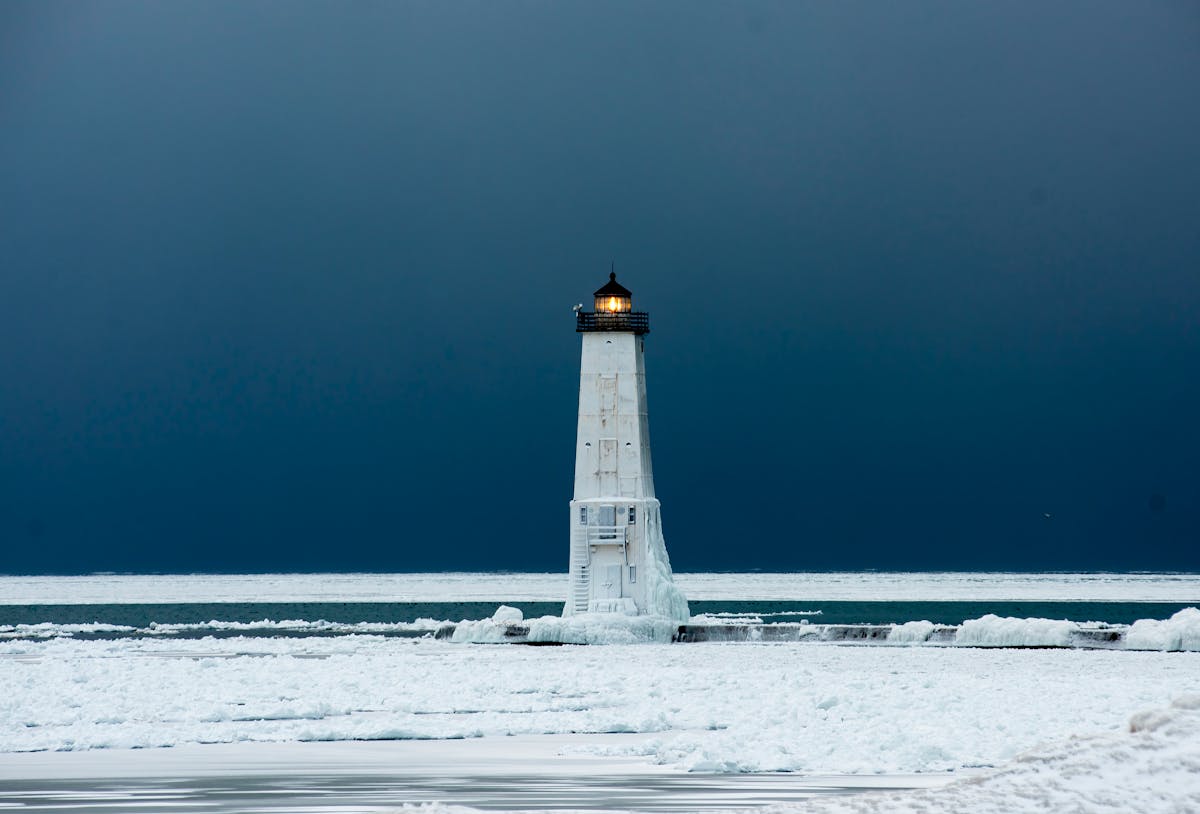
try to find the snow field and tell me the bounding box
[2,635,1197,775]
[762,697,1200,814]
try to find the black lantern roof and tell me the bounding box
[593,272,632,299]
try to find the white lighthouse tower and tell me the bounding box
[564,273,689,622]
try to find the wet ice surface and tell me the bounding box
[0,737,949,813]
[4,706,1199,814]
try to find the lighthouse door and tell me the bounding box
[603,564,623,599]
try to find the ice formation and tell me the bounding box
[1125,607,1200,651]
[955,614,1077,647]
[451,610,678,644]
[886,620,936,643]
[7,608,1200,650]
[637,508,689,623]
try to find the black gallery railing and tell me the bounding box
[576,311,650,334]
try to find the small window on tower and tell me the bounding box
[579,507,587,525]
[629,566,637,583]
[628,506,636,524]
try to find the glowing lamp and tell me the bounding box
[593,272,633,313]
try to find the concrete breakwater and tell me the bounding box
[434,620,1133,648]
[671,623,1125,647]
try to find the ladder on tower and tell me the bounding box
[569,527,591,613]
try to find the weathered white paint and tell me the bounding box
[565,331,689,621]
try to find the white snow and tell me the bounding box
[764,697,1200,814]
[1,571,1196,604]
[2,635,1197,775]
[4,704,1194,813]
[1125,607,1200,652]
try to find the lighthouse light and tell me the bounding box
[596,294,632,313]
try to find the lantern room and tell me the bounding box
[577,272,650,335]
[593,272,633,313]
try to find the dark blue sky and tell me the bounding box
[2,2,1198,573]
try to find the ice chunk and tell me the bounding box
[490,606,524,624]
[1125,607,1200,651]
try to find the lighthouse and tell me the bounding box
[564,273,689,622]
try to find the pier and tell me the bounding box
[432,622,1131,649]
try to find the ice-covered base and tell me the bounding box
[451,606,679,644]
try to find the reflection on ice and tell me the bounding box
[0,737,951,813]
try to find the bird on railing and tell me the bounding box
[572,303,583,312]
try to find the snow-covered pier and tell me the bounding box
[435,619,1137,649]
[671,622,1126,648]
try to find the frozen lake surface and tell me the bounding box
[2,570,1198,604]
[3,635,1198,770]
[2,572,1198,812]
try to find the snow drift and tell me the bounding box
[765,696,1200,814]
